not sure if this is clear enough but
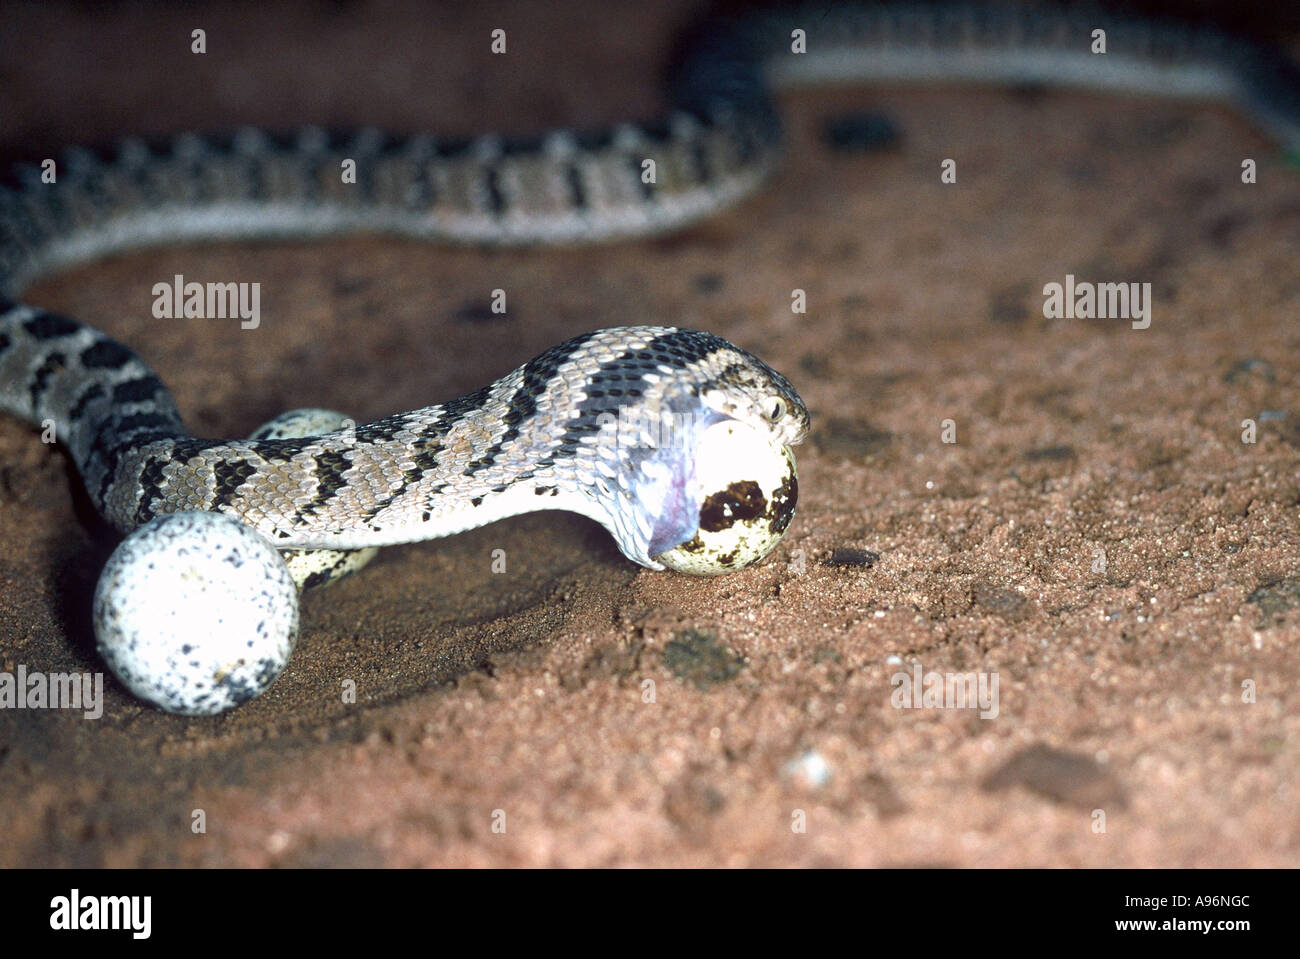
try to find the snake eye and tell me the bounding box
[767,398,785,422]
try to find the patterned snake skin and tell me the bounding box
[1,3,1297,572]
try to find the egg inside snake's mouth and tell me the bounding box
[654,421,799,575]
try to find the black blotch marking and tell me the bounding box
[470,495,483,507]
[133,454,171,526]
[302,569,331,590]
[769,469,797,535]
[676,534,704,553]
[565,163,587,209]
[111,375,166,405]
[712,361,754,390]
[28,351,66,409]
[698,480,765,533]
[79,339,135,369]
[302,450,353,515]
[534,328,728,471]
[22,312,80,340]
[409,444,443,475]
[431,384,495,430]
[462,331,599,477]
[214,657,283,708]
[354,415,411,445]
[357,441,445,525]
[484,166,505,215]
[90,436,125,508]
[246,436,312,460]
[68,382,106,420]
[211,459,256,510]
[111,411,179,436]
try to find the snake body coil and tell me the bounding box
[1,3,1297,571]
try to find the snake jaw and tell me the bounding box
[643,453,705,559]
[605,404,721,566]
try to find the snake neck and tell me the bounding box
[0,309,797,566]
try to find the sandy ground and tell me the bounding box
[0,1,1297,867]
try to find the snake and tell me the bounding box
[1,2,1298,580]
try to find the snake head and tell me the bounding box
[616,401,801,574]
[695,343,810,450]
[560,328,808,573]
[601,338,809,570]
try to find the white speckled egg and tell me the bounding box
[249,407,380,590]
[248,407,356,442]
[93,511,299,715]
[655,418,799,575]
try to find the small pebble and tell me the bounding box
[824,547,879,568]
[785,749,833,788]
[823,112,900,152]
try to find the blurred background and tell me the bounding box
[2,0,1298,168]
